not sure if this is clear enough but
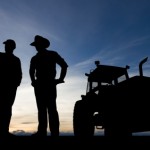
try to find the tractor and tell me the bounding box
[73,57,150,136]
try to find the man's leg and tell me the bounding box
[33,86,47,136]
[0,87,17,136]
[48,96,60,136]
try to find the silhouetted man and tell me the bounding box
[0,39,22,137]
[29,35,68,136]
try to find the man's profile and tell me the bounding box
[0,39,22,137]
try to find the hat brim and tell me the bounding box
[30,42,36,46]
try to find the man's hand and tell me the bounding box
[31,80,36,87]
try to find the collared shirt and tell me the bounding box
[30,50,68,81]
[0,52,22,87]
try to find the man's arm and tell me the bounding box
[29,58,36,87]
[57,58,68,84]
[58,65,68,83]
[17,59,22,86]
[54,51,68,84]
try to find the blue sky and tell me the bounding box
[0,0,150,136]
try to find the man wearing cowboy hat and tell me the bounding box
[29,35,68,136]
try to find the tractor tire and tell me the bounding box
[73,100,95,136]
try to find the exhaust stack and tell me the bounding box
[139,57,148,76]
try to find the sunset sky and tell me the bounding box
[0,0,150,136]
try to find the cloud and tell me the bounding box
[1,0,150,135]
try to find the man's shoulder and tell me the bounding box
[46,50,62,58]
[30,55,37,62]
[13,54,20,60]
[47,50,58,55]
[0,52,5,60]
[0,52,5,56]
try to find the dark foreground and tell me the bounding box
[0,136,150,148]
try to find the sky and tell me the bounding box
[0,0,150,136]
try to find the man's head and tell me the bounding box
[3,39,16,50]
[30,35,50,49]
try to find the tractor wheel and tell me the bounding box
[73,100,95,136]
